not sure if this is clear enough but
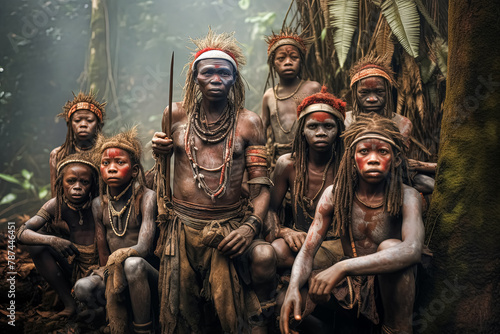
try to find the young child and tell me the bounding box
[269,87,346,332]
[269,87,345,269]
[262,29,321,170]
[17,152,99,319]
[74,128,157,334]
[280,114,424,334]
[50,91,106,196]
[346,54,436,194]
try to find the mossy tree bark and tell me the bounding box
[87,0,120,118]
[422,1,500,332]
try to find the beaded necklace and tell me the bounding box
[108,181,132,201]
[185,103,239,203]
[273,80,303,134]
[298,152,334,221]
[107,185,134,237]
[63,196,91,226]
[192,102,234,143]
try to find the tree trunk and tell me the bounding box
[88,0,108,98]
[422,1,500,332]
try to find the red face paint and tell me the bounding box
[354,138,393,184]
[100,148,135,189]
[309,111,333,122]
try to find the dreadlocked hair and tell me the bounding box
[183,28,246,115]
[54,152,98,225]
[93,126,146,215]
[331,114,410,237]
[265,28,313,90]
[350,53,396,119]
[291,115,345,218]
[56,91,106,165]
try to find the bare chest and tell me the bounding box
[103,202,141,252]
[350,201,401,253]
[173,121,246,167]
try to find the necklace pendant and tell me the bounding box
[79,212,84,226]
[112,215,120,232]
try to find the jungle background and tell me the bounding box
[1,0,499,333]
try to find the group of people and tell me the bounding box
[16,28,434,334]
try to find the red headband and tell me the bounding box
[350,65,393,88]
[192,48,238,69]
[67,102,103,122]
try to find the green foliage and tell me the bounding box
[329,0,359,68]
[0,0,291,218]
[0,170,49,206]
[380,0,420,58]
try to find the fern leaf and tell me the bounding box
[329,0,359,68]
[381,0,420,58]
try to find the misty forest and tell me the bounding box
[0,0,499,333]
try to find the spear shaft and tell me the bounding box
[165,51,174,201]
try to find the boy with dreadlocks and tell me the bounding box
[50,91,106,196]
[262,29,321,170]
[346,54,436,194]
[151,29,276,334]
[269,87,345,332]
[17,152,99,319]
[74,128,158,334]
[280,115,424,334]
[269,87,345,269]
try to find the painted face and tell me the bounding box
[303,112,338,151]
[354,138,393,184]
[62,164,93,204]
[71,110,98,142]
[100,148,136,189]
[356,76,387,114]
[273,45,301,79]
[195,59,236,101]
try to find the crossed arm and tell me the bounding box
[18,198,80,258]
[280,185,425,333]
[95,189,158,267]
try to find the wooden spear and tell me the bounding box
[164,51,174,201]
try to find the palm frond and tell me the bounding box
[381,0,420,58]
[329,0,359,68]
[414,0,442,37]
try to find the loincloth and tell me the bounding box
[68,242,98,283]
[330,274,379,325]
[288,272,379,330]
[158,198,263,334]
[313,239,344,270]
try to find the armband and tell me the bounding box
[16,224,28,243]
[36,207,52,221]
[243,214,263,236]
[247,176,274,187]
[246,145,269,179]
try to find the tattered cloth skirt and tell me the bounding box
[157,198,263,334]
[68,242,98,283]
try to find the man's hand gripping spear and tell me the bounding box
[154,52,174,257]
